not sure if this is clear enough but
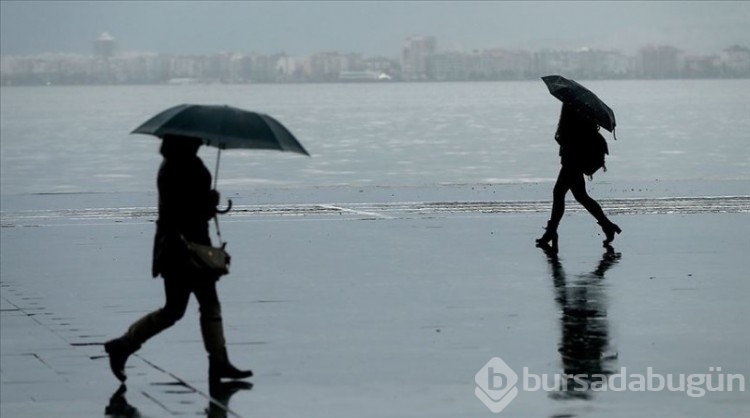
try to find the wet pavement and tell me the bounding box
[2,184,749,417]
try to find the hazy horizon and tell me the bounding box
[2,1,750,57]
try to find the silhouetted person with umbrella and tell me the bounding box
[104,135,252,385]
[536,105,621,251]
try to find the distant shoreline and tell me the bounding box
[2,76,749,87]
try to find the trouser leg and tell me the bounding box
[194,278,225,354]
[568,169,611,225]
[105,276,191,381]
[194,277,253,383]
[121,277,191,349]
[549,167,571,229]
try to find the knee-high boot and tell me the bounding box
[104,308,179,382]
[104,311,160,382]
[201,317,253,384]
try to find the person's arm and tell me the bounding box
[158,160,216,227]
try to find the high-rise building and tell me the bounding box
[402,36,436,80]
[637,45,683,78]
[720,45,750,76]
[94,32,118,58]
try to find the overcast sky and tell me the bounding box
[2,1,749,57]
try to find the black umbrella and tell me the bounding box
[132,103,309,184]
[132,104,309,153]
[542,75,616,136]
[132,104,310,215]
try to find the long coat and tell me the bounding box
[554,105,604,171]
[151,155,216,278]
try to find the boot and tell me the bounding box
[104,337,139,382]
[599,221,622,246]
[104,309,166,383]
[209,348,253,385]
[536,221,559,252]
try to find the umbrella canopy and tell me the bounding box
[131,104,310,155]
[542,75,616,133]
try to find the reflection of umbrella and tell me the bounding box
[542,75,616,134]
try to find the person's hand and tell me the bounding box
[213,189,233,215]
[210,189,220,207]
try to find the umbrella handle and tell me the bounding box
[216,198,233,214]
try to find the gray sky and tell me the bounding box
[2,1,749,57]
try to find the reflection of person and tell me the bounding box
[207,381,254,418]
[105,381,252,418]
[537,105,621,250]
[542,246,620,400]
[105,385,139,417]
[104,135,252,385]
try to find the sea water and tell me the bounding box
[1,80,749,196]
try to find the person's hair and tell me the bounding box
[159,135,203,159]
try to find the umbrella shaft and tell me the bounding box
[212,147,223,244]
[214,148,221,189]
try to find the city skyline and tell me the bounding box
[2,1,750,58]
[2,30,746,65]
[3,35,747,86]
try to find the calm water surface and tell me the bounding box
[1,80,749,195]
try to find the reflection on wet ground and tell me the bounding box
[2,189,747,417]
[105,385,140,418]
[104,381,252,418]
[543,245,621,401]
[2,196,749,227]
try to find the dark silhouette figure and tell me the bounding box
[541,245,621,400]
[536,105,621,251]
[104,136,252,385]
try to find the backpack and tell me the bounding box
[580,131,609,176]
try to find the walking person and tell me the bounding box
[104,135,252,385]
[536,105,621,251]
